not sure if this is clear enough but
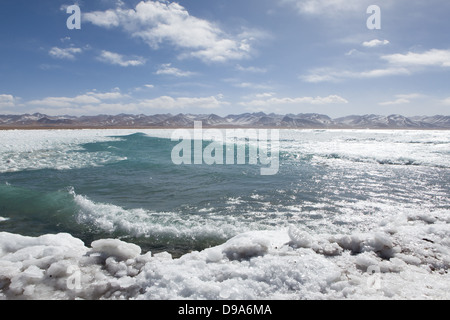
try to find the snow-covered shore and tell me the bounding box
[1,210,448,300]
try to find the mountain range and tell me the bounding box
[0,113,449,129]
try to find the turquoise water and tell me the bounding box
[0,130,449,256]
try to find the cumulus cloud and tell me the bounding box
[382,49,450,67]
[155,63,195,77]
[49,47,83,60]
[133,84,155,92]
[83,9,121,28]
[236,65,267,73]
[303,48,450,83]
[281,0,368,15]
[362,39,390,48]
[27,90,127,108]
[0,94,16,108]
[379,98,410,106]
[97,50,146,67]
[37,95,226,116]
[234,82,273,90]
[24,89,227,115]
[83,1,261,63]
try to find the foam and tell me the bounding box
[279,130,450,169]
[71,188,448,250]
[73,191,269,240]
[0,210,448,300]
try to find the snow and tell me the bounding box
[91,239,141,261]
[0,211,448,300]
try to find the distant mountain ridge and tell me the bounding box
[0,112,449,129]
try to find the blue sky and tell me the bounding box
[1,0,449,117]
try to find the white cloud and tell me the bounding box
[133,84,155,92]
[255,92,276,99]
[379,93,424,106]
[28,96,100,108]
[85,90,127,100]
[49,47,83,60]
[396,93,425,100]
[236,65,267,73]
[382,49,450,67]
[379,98,410,106]
[97,50,146,67]
[27,90,126,108]
[303,48,450,83]
[358,68,411,78]
[281,0,368,15]
[345,49,360,56]
[83,10,121,28]
[441,97,450,105]
[84,1,261,63]
[234,82,272,90]
[0,94,16,108]
[240,95,348,107]
[24,90,227,115]
[302,67,411,83]
[363,39,390,48]
[155,63,195,77]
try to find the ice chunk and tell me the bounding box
[204,248,224,263]
[90,239,141,261]
[1,209,449,301]
[335,234,366,254]
[355,252,380,272]
[365,233,397,259]
[288,226,313,248]
[153,252,172,261]
[221,233,270,261]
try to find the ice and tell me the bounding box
[221,232,271,261]
[91,239,141,261]
[0,129,133,173]
[0,209,449,300]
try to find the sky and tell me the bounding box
[0,0,450,117]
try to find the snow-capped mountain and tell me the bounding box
[0,113,449,129]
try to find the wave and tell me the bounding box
[0,184,260,254]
